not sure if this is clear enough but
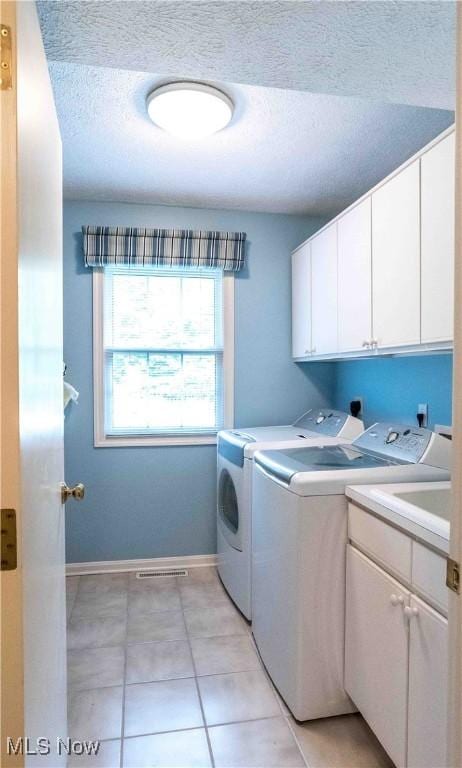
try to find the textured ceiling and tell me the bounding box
[38,1,456,110]
[49,62,453,215]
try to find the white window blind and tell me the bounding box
[102,266,224,437]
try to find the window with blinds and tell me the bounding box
[102,266,225,437]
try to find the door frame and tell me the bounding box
[0,2,24,765]
[448,8,462,766]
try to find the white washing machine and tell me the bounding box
[252,423,451,721]
[217,409,364,619]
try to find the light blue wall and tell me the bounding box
[64,201,454,564]
[63,200,333,563]
[333,354,453,429]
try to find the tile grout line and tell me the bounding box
[127,629,253,649]
[96,711,301,743]
[119,573,129,768]
[66,574,129,765]
[177,575,216,768]
[285,717,311,768]
[67,669,256,698]
[66,575,80,623]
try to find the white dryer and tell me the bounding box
[217,409,364,619]
[251,423,451,721]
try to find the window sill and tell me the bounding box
[94,434,218,448]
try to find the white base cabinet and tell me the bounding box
[345,546,410,767]
[407,595,448,768]
[345,541,448,768]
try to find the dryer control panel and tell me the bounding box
[352,423,451,469]
[294,409,354,437]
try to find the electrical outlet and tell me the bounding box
[350,397,363,418]
[417,403,428,427]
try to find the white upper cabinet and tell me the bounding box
[311,224,338,355]
[372,160,421,349]
[291,128,454,360]
[337,198,372,352]
[421,133,455,343]
[291,243,312,358]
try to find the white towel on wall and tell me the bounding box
[64,381,79,411]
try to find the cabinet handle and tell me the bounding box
[404,606,419,619]
[390,593,404,607]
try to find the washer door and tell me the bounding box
[218,468,243,551]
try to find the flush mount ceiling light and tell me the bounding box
[146,82,233,140]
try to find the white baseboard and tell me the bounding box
[66,553,218,577]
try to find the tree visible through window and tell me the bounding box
[102,267,224,436]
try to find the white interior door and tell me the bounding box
[1,2,67,765]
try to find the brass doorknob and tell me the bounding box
[61,483,85,503]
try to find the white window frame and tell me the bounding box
[92,267,234,447]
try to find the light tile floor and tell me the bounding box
[66,568,394,768]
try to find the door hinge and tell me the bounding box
[1,25,12,91]
[1,509,17,570]
[446,557,460,594]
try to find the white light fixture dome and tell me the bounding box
[146,82,233,140]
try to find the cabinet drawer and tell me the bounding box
[348,503,412,582]
[412,541,448,614]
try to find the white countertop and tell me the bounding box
[346,481,451,555]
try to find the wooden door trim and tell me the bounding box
[0,1,25,765]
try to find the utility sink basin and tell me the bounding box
[347,481,451,552]
[394,487,451,522]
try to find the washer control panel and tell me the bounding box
[352,423,432,464]
[294,409,350,437]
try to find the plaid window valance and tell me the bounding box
[82,226,246,272]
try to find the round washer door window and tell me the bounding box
[218,469,239,535]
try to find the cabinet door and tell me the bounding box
[345,546,409,768]
[421,133,455,343]
[338,198,372,352]
[311,224,337,355]
[407,595,448,768]
[291,243,312,358]
[372,161,420,348]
